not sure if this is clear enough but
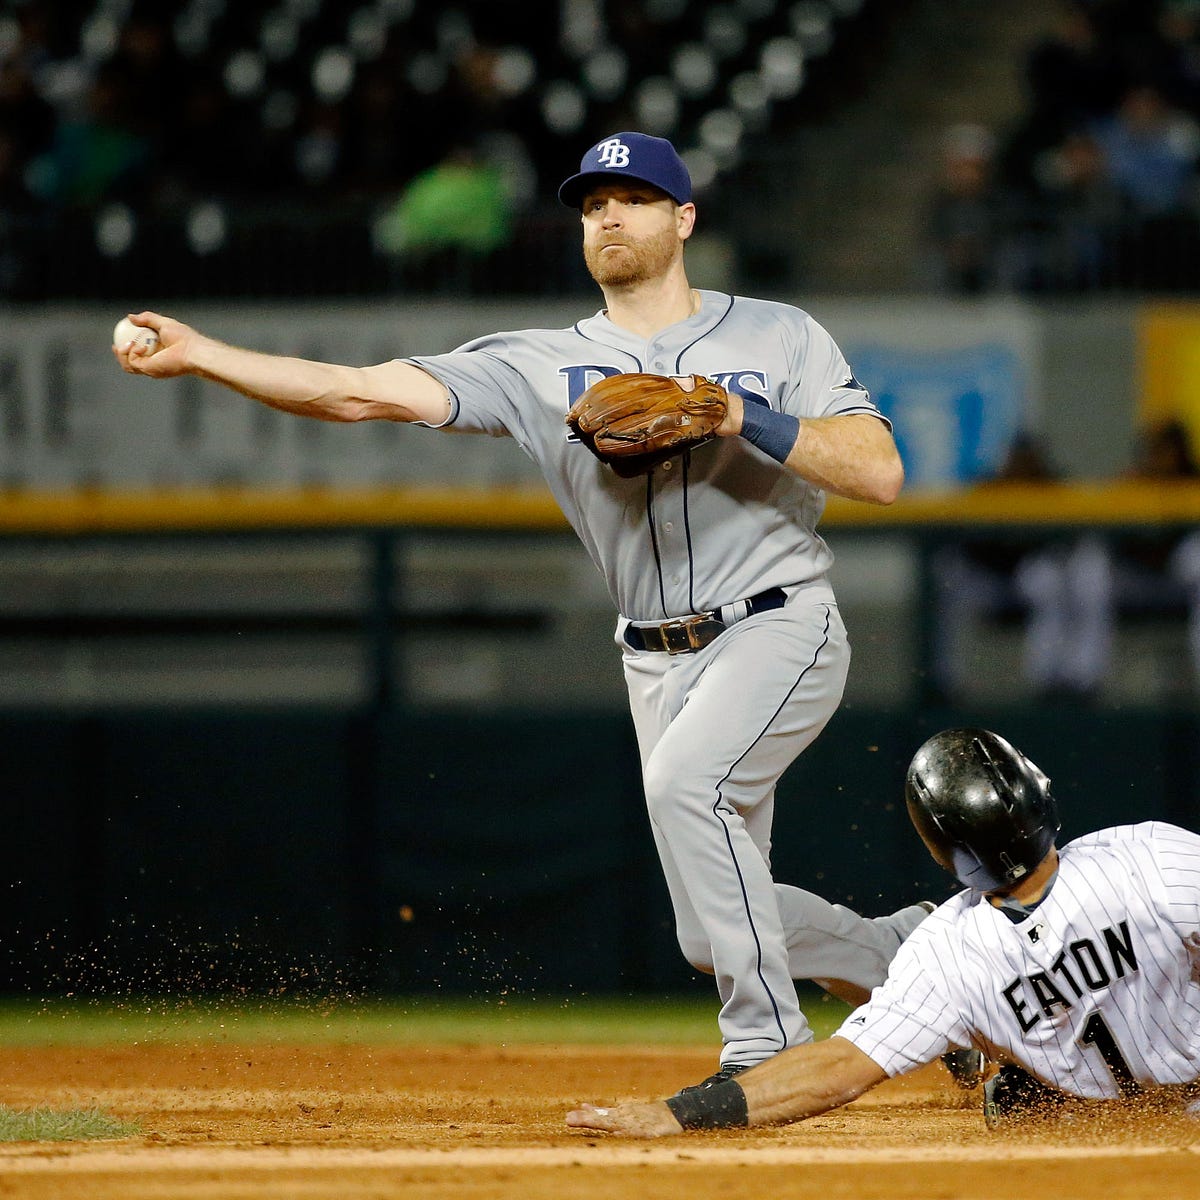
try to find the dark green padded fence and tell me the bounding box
[2,704,1193,996]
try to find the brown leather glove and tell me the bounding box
[565,373,729,478]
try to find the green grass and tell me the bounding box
[0,1105,139,1142]
[0,990,852,1047]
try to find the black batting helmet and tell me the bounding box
[905,728,1061,892]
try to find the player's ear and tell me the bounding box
[677,202,696,240]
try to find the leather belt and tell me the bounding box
[623,587,787,654]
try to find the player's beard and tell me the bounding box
[584,226,680,288]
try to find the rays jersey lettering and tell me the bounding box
[1000,920,1138,1033]
[709,370,770,407]
[560,364,620,403]
[559,366,772,442]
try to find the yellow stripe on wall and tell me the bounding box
[1138,304,1200,455]
[0,486,571,534]
[4,483,1200,534]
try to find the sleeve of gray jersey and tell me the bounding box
[780,313,891,430]
[404,337,529,438]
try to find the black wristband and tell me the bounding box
[664,1079,749,1130]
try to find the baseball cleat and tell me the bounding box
[941,1048,986,1089]
[982,1064,1067,1128]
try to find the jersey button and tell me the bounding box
[662,460,673,471]
[664,522,674,532]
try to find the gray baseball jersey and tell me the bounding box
[408,289,886,621]
[408,287,894,1067]
[839,821,1200,1098]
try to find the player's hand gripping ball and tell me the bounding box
[112,316,160,355]
[566,373,728,478]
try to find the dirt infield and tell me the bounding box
[1,1042,1198,1199]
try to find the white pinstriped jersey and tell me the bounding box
[406,289,886,622]
[838,822,1200,1098]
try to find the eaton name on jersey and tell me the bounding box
[1001,920,1138,1033]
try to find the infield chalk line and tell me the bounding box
[1,1143,1197,1172]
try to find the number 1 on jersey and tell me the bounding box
[1079,1011,1140,1096]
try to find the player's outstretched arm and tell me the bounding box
[112,310,452,426]
[566,1036,887,1138]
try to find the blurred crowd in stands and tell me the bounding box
[925,0,1200,294]
[7,0,1200,300]
[0,0,863,299]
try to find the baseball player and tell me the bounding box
[566,728,1200,1136]
[114,130,925,1089]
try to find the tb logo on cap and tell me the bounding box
[595,138,631,167]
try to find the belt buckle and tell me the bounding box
[661,615,709,655]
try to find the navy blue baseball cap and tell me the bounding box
[558,132,692,208]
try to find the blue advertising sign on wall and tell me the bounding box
[849,342,1027,487]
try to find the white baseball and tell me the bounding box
[112,316,160,354]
